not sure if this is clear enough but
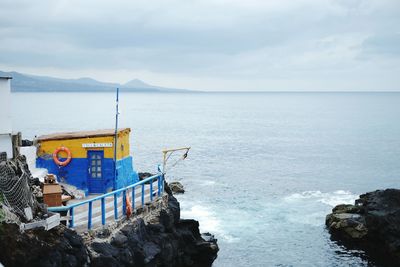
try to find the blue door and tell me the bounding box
[88,151,104,193]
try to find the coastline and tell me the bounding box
[326,189,400,266]
[0,181,219,267]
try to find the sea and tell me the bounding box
[12,92,400,267]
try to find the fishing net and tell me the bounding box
[0,154,35,221]
[0,203,20,224]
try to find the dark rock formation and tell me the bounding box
[326,189,400,266]
[88,185,218,267]
[21,140,33,146]
[0,223,89,267]
[139,172,154,181]
[0,183,219,267]
[169,181,185,194]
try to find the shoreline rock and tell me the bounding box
[326,189,400,266]
[169,181,185,194]
[0,182,219,267]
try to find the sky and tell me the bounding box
[0,0,399,91]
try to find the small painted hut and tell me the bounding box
[35,128,139,194]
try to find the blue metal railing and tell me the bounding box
[48,173,164,230]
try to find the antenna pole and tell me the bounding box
[113,87,119,190]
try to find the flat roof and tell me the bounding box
[36,128,131,141]
[0,77,12,79]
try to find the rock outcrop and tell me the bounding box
[0,223,89,266]
[88,186,218,267]
[169,181,185,194]
[326,189,400,266]
[0,183,219,267]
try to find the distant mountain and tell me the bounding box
[0,71,190,93]
[123,79,155,89]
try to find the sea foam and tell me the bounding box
[284,190,358,207]
[180,203,239,243]
[281,190,359,226]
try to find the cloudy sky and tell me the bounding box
[0,0,399,91]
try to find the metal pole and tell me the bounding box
[113,87,119,190]
[162,147,190,174]
[162,151,167,174]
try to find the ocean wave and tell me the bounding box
[181,205,219,232]
[281,190,359,226]
[199,180,217,186]
[180,204,239,243]
[284,190,358,207]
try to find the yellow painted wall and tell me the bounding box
[116,129,131,160]
[37,129,131,160]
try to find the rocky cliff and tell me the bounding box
[326,189,400,266]
[0,184,219,267]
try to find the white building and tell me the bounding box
[0,76,47,179]
[0,76,13,159]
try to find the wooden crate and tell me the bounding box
[43,184,62,207]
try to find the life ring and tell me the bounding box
[53,146,72,167]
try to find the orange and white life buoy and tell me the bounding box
[126,195,133,218]
[53,146,72,167]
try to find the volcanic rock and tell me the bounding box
[169,181,185,194]
[0,182,219,267]
[326,189,400,265]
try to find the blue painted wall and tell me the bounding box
[37,155,139,194]
[116,156,139,189]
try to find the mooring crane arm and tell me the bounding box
[162,147,191,173]
[162,147,191,154]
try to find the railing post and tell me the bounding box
[88,201,93,229]
[132,187,135,211]
[114,193,118,220]
[141,184,145,206]
[161,174,164,194]
[150,178,154,201]
[157,175,161,196]
[101,198,106,225]
[48,172,163,230]
[122,190,127,215]
[69,207,75,228]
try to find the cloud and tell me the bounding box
[0,0,399,90]
[362,33,400,56]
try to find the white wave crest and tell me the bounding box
[181,205,219,232]
[284,190,358,207]
[180,204,239,243]
[281,190,358,226]
[199,180,217,186]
